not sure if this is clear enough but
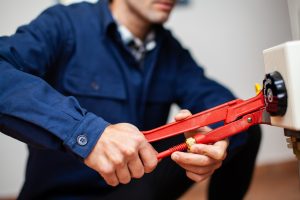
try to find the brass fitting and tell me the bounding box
[186,137,196,150]
[255,83,262,95]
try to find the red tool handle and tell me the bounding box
[143,92,265,143]
[156,109,267,159]
[142,101,233,142]
[142,92,266,159]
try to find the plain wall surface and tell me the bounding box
[288,0,300,40]
[0,0,295,197]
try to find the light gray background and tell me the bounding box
[0,0,298,197]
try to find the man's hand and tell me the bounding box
[171,110,228,182]
[84,123,158,186]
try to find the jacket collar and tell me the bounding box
[96,0,117,38]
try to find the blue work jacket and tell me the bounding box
[0,0,247,198]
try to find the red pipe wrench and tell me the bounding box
[142,91,270,159]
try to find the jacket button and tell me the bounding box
[77,135,88,146]
[91,81,100,90]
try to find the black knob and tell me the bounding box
[263,71,288,116]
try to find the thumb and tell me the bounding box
[184,126,212,139]
[174,109,192,121]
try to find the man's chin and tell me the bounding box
[151,14,170,24]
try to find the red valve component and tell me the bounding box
[142,91,270,159]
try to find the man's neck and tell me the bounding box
[110,1,152,41]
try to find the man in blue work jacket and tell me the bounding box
[0,0,261,199]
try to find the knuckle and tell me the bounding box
[214,152,222,160]
[111,157,125,168]
[123,148,136,157]
[132,168,144,178]
[215,149,226,160]
[106,180,119,187]
[107,179,119,187]
[144,160,158,173]
[99,173,119,187]
[144,165,153,173]
[219,153,226,160]
[200,157,210,165]
[99,165,114,176]
[181,109,191,114]
[119,176,131,184]
[144,166,154,173]
[133,134,145,144]
[221,151,227,160]
[182,156,192,164]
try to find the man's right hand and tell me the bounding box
[84,123,158,186]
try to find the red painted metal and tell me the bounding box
[142,91,268,159]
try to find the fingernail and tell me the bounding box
[172,152,179,160]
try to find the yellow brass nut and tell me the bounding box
[255,83,262,95]
[186,137,196,150]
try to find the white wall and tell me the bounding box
[288,0,300,40]
[0,0,296,197]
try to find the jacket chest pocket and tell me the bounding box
[62,65,128,123]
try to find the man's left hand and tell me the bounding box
[170,109,228,182]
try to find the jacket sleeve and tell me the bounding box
[173,42,248,152]
[0,5,109,159]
